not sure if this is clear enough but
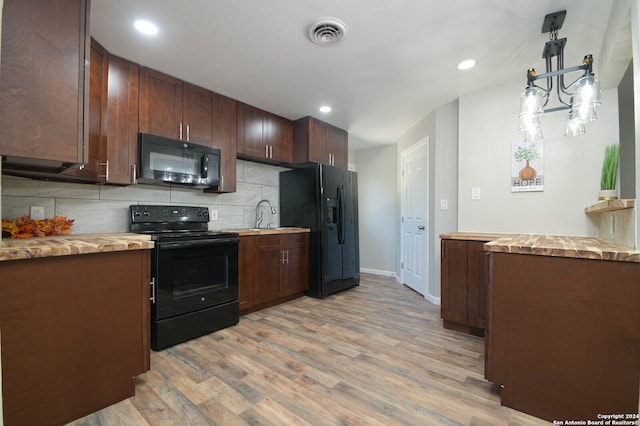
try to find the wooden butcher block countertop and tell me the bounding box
[224,227,310,236]
[439,232,510,242]
[484,234,640,263]
[0,233,154,262]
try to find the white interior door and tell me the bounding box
[401,138,428,296]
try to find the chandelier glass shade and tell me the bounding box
[518,11,602,142]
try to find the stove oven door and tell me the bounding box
[153,237,239,320]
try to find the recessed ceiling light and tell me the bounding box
[319,106,332,113]
[134,19,158,36]
[457,59,476,70]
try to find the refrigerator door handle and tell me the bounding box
[338,185,346,245]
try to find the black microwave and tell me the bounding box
[138,133,221,189]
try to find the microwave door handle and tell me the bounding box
[201,156,209,178]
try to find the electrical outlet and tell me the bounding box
[30,206,45,220]
[210,209,218,220]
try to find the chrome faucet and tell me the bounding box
[255,199,277,228]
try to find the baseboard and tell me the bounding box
[395,274,441,305]
[426,294,441,305]
[360,268,397,277]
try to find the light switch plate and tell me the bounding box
[440,199,448,210]
[471,188,481,200]
[210,209,218,220]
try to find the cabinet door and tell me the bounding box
[0,250,150,426]
[238,237,254,312]
[440,239,468,324]
[182,83,214,144]
[139,68,182,139]
[105,55,139,184]
[280,234,309,297]
[266,113,293,163]
[210,93,237,192]
[237,102,266,158]
[253,236,283,304]
[86,39,109,180]
[0,0,89,163]
[308,118,328,164]
[328,126,348,168]
[467,241,487,328]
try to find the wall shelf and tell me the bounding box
[584,199,635,214]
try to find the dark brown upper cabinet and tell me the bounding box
[140,67,238,192]
[0,0,90,168]
[84,40,140,185]
[293,116,348,169]
[237,102,293,164]
[207,93,237,193]
[103,53,140,184]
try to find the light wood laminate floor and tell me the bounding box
[68,274,548,425]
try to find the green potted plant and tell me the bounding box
[514,144,540,180]
[599,144,619,200]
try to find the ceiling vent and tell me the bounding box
[308,17,347,46]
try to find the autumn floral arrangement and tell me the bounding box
[2,215,74,239]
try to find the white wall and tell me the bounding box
[458,78,620,236]
[432,101,459,301]
[619,63,635,200]
[1,160,288,234]
[354,144,398,276]
[394,100,458,301]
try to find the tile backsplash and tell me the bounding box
[1,160,289,235]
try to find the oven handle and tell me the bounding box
[157,237,239,250]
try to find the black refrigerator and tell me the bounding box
[280,164,360,298]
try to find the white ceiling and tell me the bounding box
[90,0,618,151]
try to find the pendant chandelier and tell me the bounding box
[518,11,602,142]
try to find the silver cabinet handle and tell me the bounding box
[179,122,183,140]
[220,175,224,190]
[269,145,273,158]
[265,145,269,158]
[131,163,137,184]
[285,249,289,264]
[418,225,425,230]
[99,161,109,180]
[186,124,190,141]
[150,277,156,303]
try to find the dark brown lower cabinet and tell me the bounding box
[485,251,640,421]
[0,250,151,426]
[440,238,488,336]
[239,232,309,315]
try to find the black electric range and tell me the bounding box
[130,205,239,350]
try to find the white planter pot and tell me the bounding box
[598,189,618,200]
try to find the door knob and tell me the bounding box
[418,225,425,230]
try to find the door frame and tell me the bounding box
[400,137,429,298]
